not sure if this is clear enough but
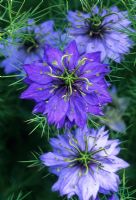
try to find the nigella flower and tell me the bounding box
[21,41,111,128]
[67,6,133,62]
[40,127,129,200]
[0,19,56,74]
[100,86,129,133]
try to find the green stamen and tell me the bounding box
[45,55,94,97]
[64,140,107,174]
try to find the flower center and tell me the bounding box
[62,71,76,85]
[85,14,103,37]
[60,70,77,96]
[78,151,92,166]
[90,15,102,29]
[46,57,93,98]
[23,38,39,53]
[87,11,117,37]
[64,137,107,174]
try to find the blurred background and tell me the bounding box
[0,0,136,199]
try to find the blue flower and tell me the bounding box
[101,86,129,133]
[67,6,133,62]
[0,19,56,74]
[40,126,129,200]
[21,41,111,128]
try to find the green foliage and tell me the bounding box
[8,191,31,200]
[20,149,44,169]
[119,171,136,199]
[26,115,48,137]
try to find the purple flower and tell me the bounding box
[40,126,129,200]
[101,86,129,133]
[67,6,133,62]
[0,19,56,74]
[21,41,111,128]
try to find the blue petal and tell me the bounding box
[64,40,79,71]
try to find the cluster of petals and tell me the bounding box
[67,6,133,62]
[41,127,129,200]
[0,19,67,74]
[21,41,111,128]
[101,86,129,133]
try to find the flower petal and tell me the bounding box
[23,62,53,84]
[95,169,120,192]
[33,102,46,114]
[44,44,63,71]
[64,41,79,71]
[20,83,53,102]
[40,152,67,167]
[67,94,87,128]
[52,167,79,197]
[44,89,69,127]
[77,173,99,200]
